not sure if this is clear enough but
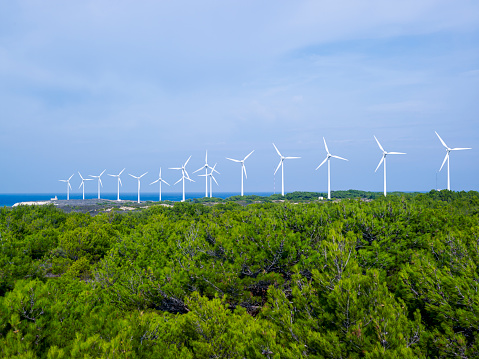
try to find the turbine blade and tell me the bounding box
[79,182,83,189]
[435,131,448,148]
[387,152,406,155]
[107,174,116,177]
[284,156,300,159]
[69,174,74,181]
[375,156,385,172]
[193,167,204,174]
[129,174,137,179]
[119,178,122,186]
[243,164,248,179]
[323,137,329,154]
[174,177,183,185]
[331,155,348,161]
[59,180,67,182]
[439,153,448,171]
[274,160,282,175]
[99,178,103,187]
[150,179,159,185]
[315,157,328,170]
[68,183,72,190]
[119,168,125,175]
[226,157,241,162]
[243,150,255,161]
[184,170,190,179]
[212,175,219,186]
[140,172,148,178]
[100,169,106,177]
[78,172,84,180]
[374,136,385,152]
[451,147,472,151]
[184,155,191,167]
[162,179,170,186]
[205,150,208,164]
[198,174,207,177]
[169,167,182,170]
[272,143,282,157]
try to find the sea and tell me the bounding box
[0,192,275,207]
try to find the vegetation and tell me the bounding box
[0,190,478,357]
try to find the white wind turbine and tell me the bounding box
[273,143,300,196]
[170,156,194,202]
[108,168,125,201]
[316,137,348,200]
[150,168,170,201]
[374,136,406,196]
[59,174,74,200]
[89,170,106,199]
[199,163,219,198]
[129,172,148,203]
[435,131,471,191]
[226,150,254,196]
[78,172,93,200]
[193,150,218,197]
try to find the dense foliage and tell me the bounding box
[0,190,478,358]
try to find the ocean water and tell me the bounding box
[0,192,275,207]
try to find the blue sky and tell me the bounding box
[1,1,478,194]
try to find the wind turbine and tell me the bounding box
[193,150,218,197]
[129,172,148,203]
[374,136,406,196]
[59,174,74,200]
[199,163,219,198]
[78,172,92,200]
[226,150,254,196]
[108,168,125,201]
[435,131,471,191]
[316,137,348,200]
[273,143,300,196]
[89,170,106,199]
[150,168,170,201]
[170,156,194,202]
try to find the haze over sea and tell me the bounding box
[0,192,275,207]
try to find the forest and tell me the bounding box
[0,190,478,358]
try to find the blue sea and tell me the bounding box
[0,192,275,207]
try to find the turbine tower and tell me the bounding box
[273,143,300,196]
[170,156,194,202]
[226,150,254,196]
[435,131,471,191]
[374,136,406,196]
[150,168,170,201]
[78,172,92,200]
[89,170,106,199]
[129,172,148,203]
[59,174,74,200]
[108,168,125,201]
[199,163,219,198]
[193,150,218,197]
[316,137,348,200]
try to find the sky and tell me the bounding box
[1,0,478,195]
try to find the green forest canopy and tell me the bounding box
[0,190,478,358]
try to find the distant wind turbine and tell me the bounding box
[59,174,74,200]
[170,156,194,202]
[89,170,106,199]
[273,143,300,196]
[78,172,93,200]
[226,150,254,196]
[108,168,125,201]
[316,137,348,200]
[129,172,148,203]
[435,131,471,191]
[199,163,219,198]
[150,168,170,201]
[374,136,406,196]
[194,150,218,197]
